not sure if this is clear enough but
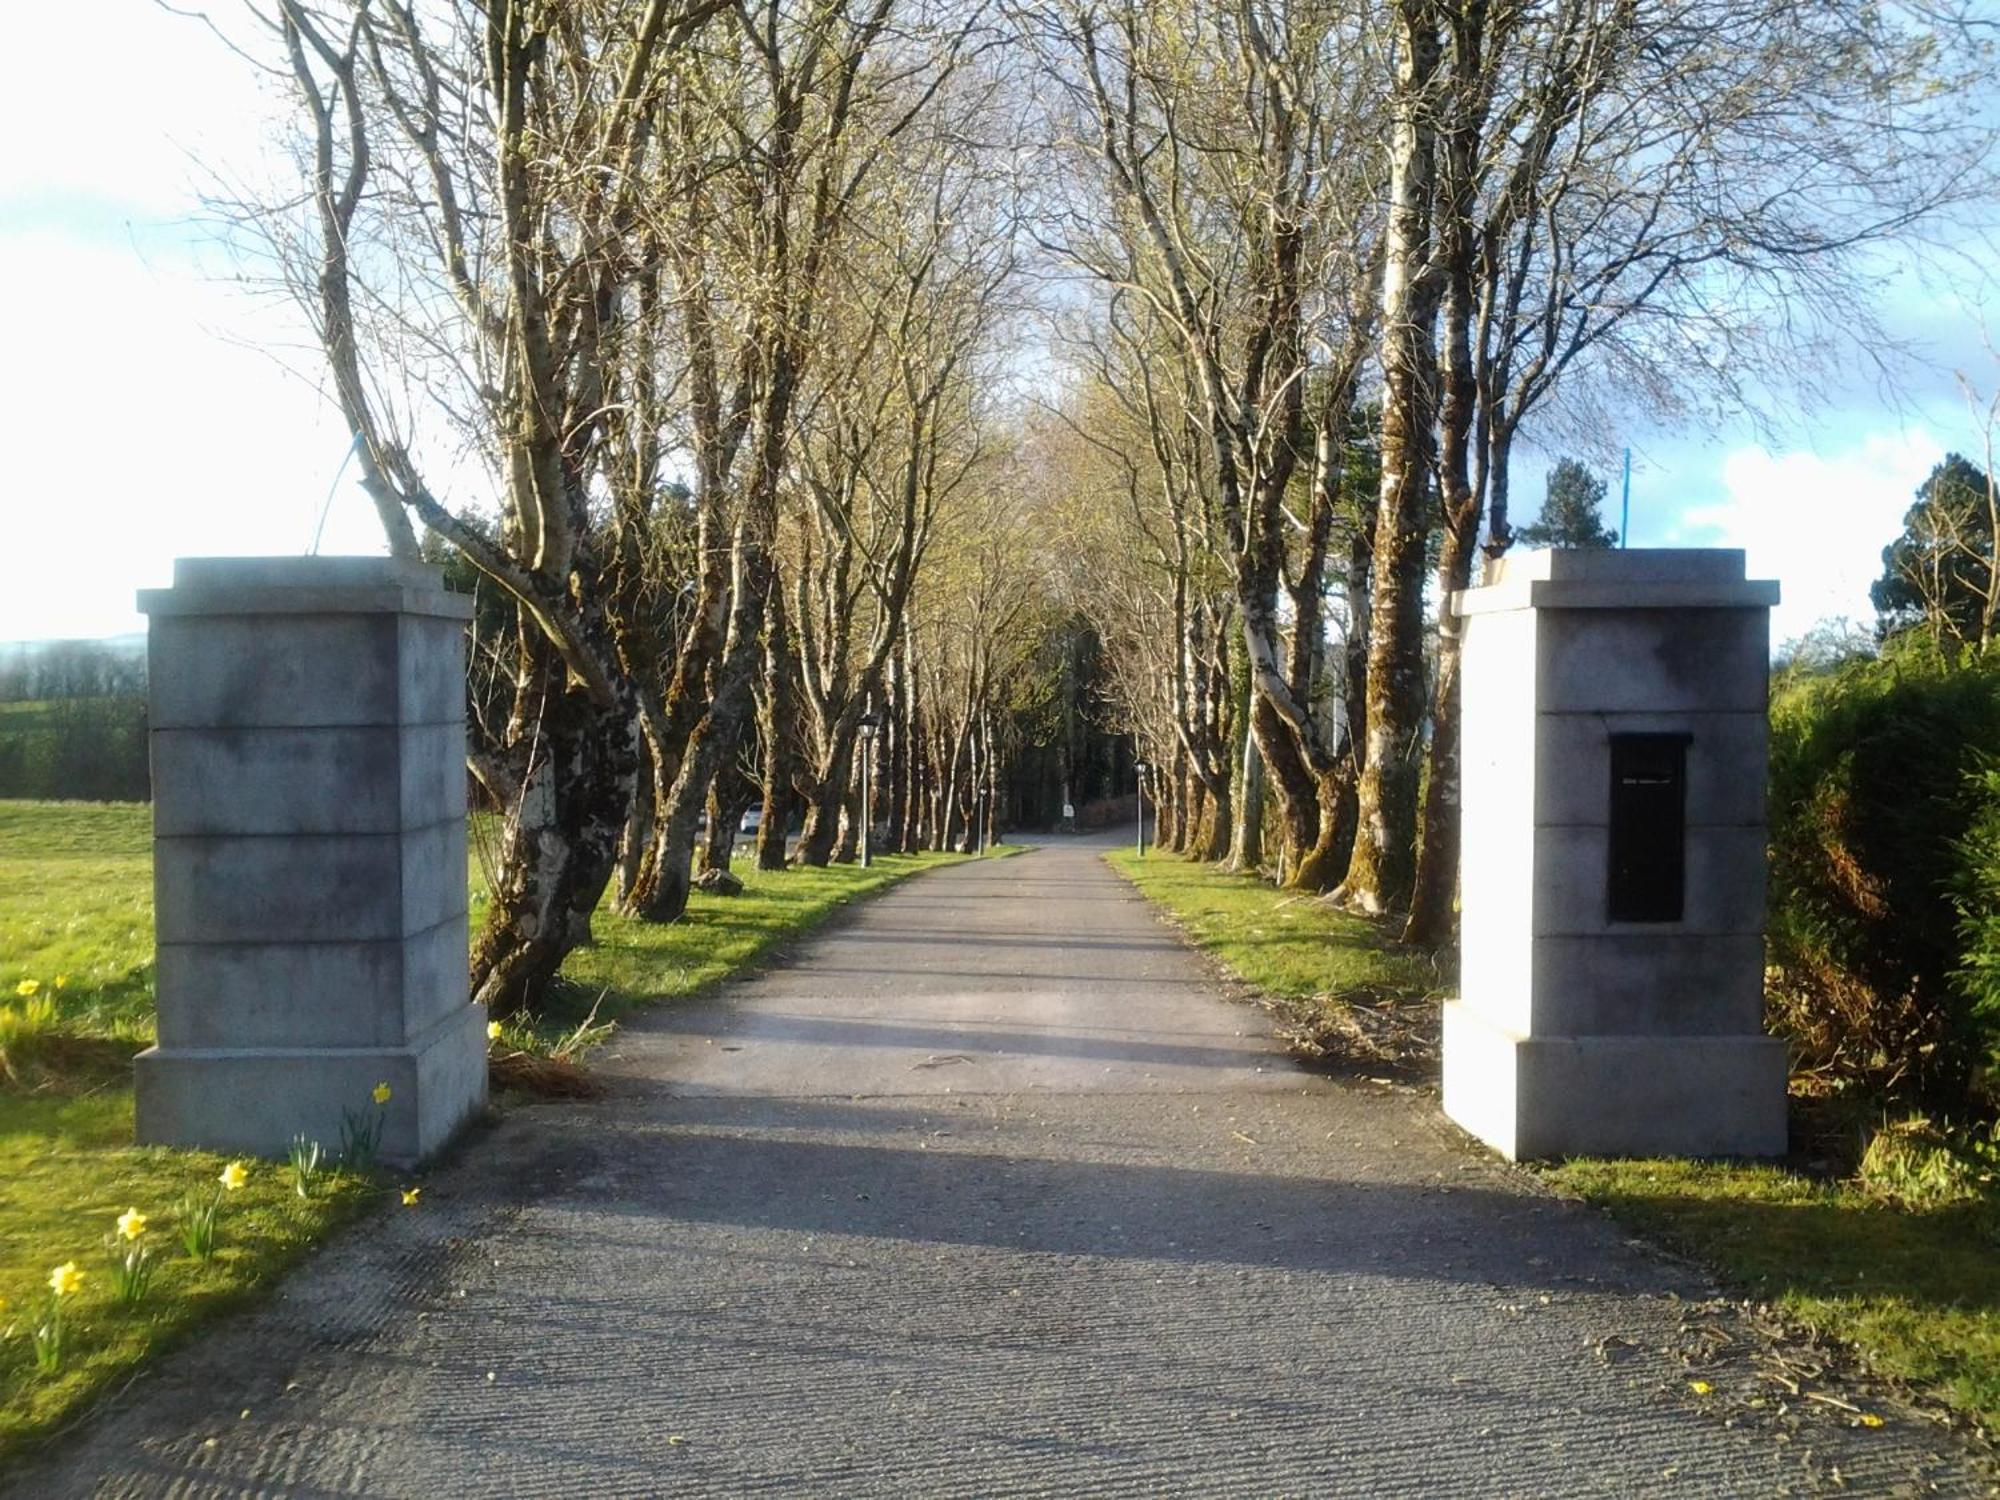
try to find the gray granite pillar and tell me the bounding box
[134,557,486,1166]
[1442,549,1787,1160]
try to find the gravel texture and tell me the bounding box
[8,836,1989,1497]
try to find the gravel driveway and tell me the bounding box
[8,837,1987,1497]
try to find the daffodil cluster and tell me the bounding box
[19,1083,410,1381]
[21,1160,251,1377]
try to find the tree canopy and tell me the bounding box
[216,0,1998,1002]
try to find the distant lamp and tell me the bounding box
[1135,758,1150,858]
[858,711,880,866]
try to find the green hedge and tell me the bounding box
[1767,643,2000,1109]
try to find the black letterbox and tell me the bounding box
[1607,733,1689,922]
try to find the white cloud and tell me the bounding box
[1661,430,1941,647]
[0,6,386,642]
[4,4,1993,654]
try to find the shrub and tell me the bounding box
[1766,642,2000,1108]
[0,698,149,802]
[1952,760,2000,1101]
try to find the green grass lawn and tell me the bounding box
[1104,848,1438,1065]
[0,802,155,1044]
[0,798,968,1466]
[1105,845,2000,1436]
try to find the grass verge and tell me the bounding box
[0,802,155,1047]
[1,798,974,1463]
[1544,1157,2000,1432]
[0,1090,378,1466]
[1103,842,1999,1437]
[507,849,983,1044]
[1103,848,1438,1072]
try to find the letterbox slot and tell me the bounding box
[1607,733,1688,922]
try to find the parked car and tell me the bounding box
[737,808,762,848]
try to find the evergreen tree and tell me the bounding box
[1871,453,1998,651]
[1516,458,1618,549]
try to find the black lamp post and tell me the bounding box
[1135,758,1149,857]
[858,711,880,868]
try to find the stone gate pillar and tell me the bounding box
[135,557,486,1166]
[1442,549,1786,1160]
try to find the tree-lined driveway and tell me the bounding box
[10,838,1985,1497]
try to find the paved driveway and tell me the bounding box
[8,838,1986,1496]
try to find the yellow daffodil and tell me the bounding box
[48,1262,83,1298]
[54,974,67,990]
[116,1208,148,1241]
[1858,1412,1885,1428]
[219,1160,249,1191]
[400,1187,421,1207]
[372,1082,393,1106]
[14,979,38,998]
[487,1020,502,1042]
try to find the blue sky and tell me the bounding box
[0,4,385,644]
[0,3,1992,649]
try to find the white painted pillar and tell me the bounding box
[1443,549,1786,1160]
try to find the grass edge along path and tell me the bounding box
[1103,847,1438,1069]
[0,1104,380,1473]
[1543,1157,2000,1437]
[1104,846,2000,1440]
[1,802,987,1469]
[492,847,989,1053]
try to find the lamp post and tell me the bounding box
[1135,758,1149,857]
[858,711,879,868]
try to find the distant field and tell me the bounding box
[0,699,138,729]
[0,697,146,736]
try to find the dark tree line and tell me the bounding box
[0,641,149,802]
